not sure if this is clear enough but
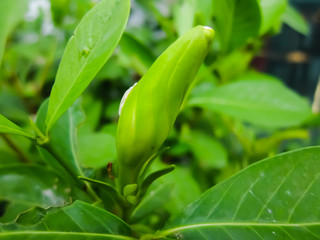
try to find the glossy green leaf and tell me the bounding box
[42,201,131,235]
[45,0,130,132]
[0,201,135,239]
[188,76,312,128]
[259,0,287,35]
[37,99,84,181]
[0,114,34,140]
[161,146,320,239]
[0,165,71,212]
[212,0,261,52]
[0,0,28,65]
[282,5,310,36]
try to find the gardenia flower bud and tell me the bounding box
[116,26,214,192]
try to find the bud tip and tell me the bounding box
[202,26,215,41]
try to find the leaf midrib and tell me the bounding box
[0,231,135,239]
[161,222,320,236]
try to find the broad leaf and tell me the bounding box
[282,5,310,36]
[37,99,84,182]
[0,200,135,240]
[188,74,312,128]
[42,201,131,235]
[162,146,320,239]
[0,165,71,222]
[45,0,130,132]
[259,0,287,35]
[0,114,34,140]
[212,0,261,52]
[0,0,28,65]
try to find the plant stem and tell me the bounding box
[42,144,100,203]
[1,134,31,163]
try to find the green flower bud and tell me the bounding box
[116,26,214,192]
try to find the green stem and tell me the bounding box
[30,118,100,203]
[42,144,100,203]
[85,183,101,203]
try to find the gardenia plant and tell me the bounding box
[0,0,319,239]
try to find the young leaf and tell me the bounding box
[282,5,310,36]
[259,0,287,35]
[212,0,261,52]
[0,114,34,140]
[0,0,28,65]
[45,0,130,132]
[188,75,312,128]
[161,146,320,239]
[0,200,135,240]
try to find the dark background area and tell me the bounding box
[263,0,320,98]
